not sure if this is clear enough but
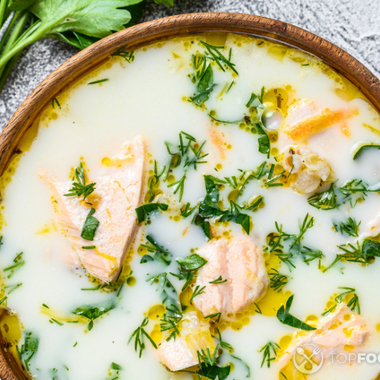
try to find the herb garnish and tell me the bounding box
[52,97,61,109]
[17,331,38,372]
[192,345,231,380]
[324,238,380,271]
[128,317,157,358]
[80,208,99,241]
[189,63,216,106]
[111,46,135,63]
[204,312,222,323]
[140,236,172,266]
[193,175,251,239]
[190,285,206,302]
[260,341,280,368]
[177,253,207,271]
[4,282,22,294]
[200,41,238,75]
[265,214,322,270]
[307,183,337,210]
[135,203,168,224]
[4,251,24,278]
[164,132,208,201]
[65,162,96,201]
[334,217,361,237]
[352,143,380,160]
[170,254,206,292]
[268,268,288,292]
[209,276,227,284]
[322,287,360,316]
[88,78,109,85]
[160,304,183,342]
[339,179,380,207]
[276,295,316,331]
[147,160,166,202]
[72,298,117,331]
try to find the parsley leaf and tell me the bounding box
[140,236,172,266]
[72,298,117,331]
[189,63,215,106]
[277,295,316,331]
[135,203,168,223]
[177,254,207,271]
[81,208,99,241]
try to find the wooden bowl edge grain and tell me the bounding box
[0,11,379,379]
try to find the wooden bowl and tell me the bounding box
[0,12,379,379]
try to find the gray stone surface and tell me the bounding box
[0,0,379,129]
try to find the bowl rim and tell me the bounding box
[0,11,380,379]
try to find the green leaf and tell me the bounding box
[362,238,380,260]
[110,362,122,370]
[307,183,337,210]
[135,203,168,223]
[81,208,99,241]
[255,123,270,158]
[153,0,173,5]
[30,0,141,38]
[276,295,316,331]
[8,0,38,11]
[24,331,39,358]
[53,31,98,49]
[177,254,207,271]
[142,236,172,266]
[190,64,215,106]
[352,143,380,160]
[140,255,154,264]
[72,299,117,330]
[197,364,231,380]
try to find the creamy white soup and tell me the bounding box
[1,33,380,380]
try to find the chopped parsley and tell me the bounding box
[135,203,168,224]
[80,208,99,241]
[276,295,316,331]
[140,236,172,266]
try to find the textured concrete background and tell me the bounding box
[0,0,379,129]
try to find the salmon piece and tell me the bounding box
[283,99,358,141]
[43,136,145,283]
[157,312,216,372]
[278,303,369,368]
[193,235,268,315]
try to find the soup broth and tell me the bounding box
[0,33,380,380]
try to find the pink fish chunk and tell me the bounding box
[278,303,370,368]
[157,312,216,372]
[44,136,145,283]
[193,235,268,315]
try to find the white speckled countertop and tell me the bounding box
[0,0,379,129]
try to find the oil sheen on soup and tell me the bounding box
[0,33,380,380]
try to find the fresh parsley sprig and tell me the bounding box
[276,295,316,331]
